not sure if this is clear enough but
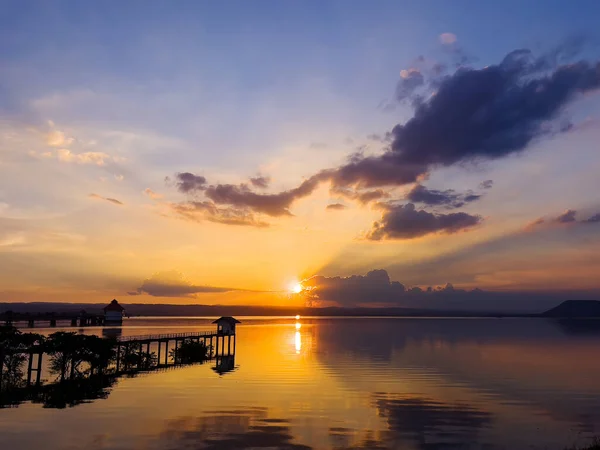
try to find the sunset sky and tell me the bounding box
[2,1,600,308]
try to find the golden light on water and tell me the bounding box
[295,331,301,354]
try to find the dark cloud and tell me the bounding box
[249,175,270,189]
[302,270,406,307]
[406,184,481,208]
[132,271,244,297]
[479,179,494,189]
[169,201,269,227]
[326,203,346,211]
[203,176,322,217]
[175,172,207,193]
[555,209,577,223]
[88,193,123,206]
[389,53,600,167]
[169,45,599,225]
[367,203,482,240]
[583,213,600,223]
[329,47,600,189]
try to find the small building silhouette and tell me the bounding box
[103,299,125,324]
[213,316,240,335]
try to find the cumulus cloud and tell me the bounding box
[249,175,270,189]
[406,184,481,208]
[300,269,486,308]
[367,203,482,240]
[439,33,458,45]
[130,271,243,297]
[88,193,123,206]
[326,203,346,211]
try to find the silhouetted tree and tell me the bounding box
[46,332,88,382]
[170,339,210,364]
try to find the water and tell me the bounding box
[1,317,600,449]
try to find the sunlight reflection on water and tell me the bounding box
[2,317,600,450]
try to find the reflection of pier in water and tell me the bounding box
[1,317,239,406]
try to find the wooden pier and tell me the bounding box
[0,311,106,328]
[1,317,240,391]
[115,330,236,369]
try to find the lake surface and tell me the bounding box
[1,317,600,449]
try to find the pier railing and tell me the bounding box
[117,330,220,342]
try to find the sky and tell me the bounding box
[1,1,600,309]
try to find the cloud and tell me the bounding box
[367,203,482,240]
[439,33,458,45]
[169,44,600,225]
[46,130,73,147]
[583,213,600,223]
[406,184,481,208]
[555,209,577,223]
[42,149,113,165]
[174,172,207,193]
[168,201,269,227]
[479,180,494,189]
[302,269,406,306]
[88,193,124,206]
[396,68,425,101]
[204,177,322,217]
[331,186,390,205]
[526,208,600,230]
[131,271,244,297]
[300,269,494,308]
[326,203,346,211]
[144,188,163,199]
[249,175,271,189]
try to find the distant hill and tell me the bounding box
[542,300,600,318]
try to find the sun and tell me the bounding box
[289,281,303,294]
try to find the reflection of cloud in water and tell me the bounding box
[374,394,493,449]
[158,408,312,449]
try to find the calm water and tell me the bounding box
[1,317,600,449]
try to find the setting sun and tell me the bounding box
[289,282,303,294]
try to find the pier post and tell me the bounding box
[71,318,77,326]
[138,342,143,368]
[50,319,57,327]
[27,352,34,386]
[28,319,35,328]
[164,341,169,365]
[36,352,43,385]
[0,348,4,390]
[157,341,161,366]
[116,344,121,372]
